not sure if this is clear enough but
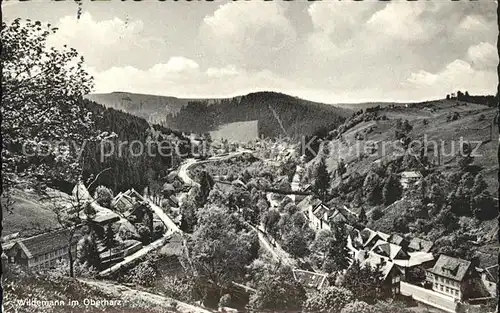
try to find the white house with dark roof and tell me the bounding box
[426,255,480,301]
[359,252,403,295]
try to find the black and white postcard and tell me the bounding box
[1,1,498,312]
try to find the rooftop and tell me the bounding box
[292,269,328,290]
[428,255,472,282]
[361,253,401,280]
[13,228,78,259]
[370,239,409,260]
[408,237,434,253]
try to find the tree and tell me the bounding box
[94,185,113,208]
[341,260,384,303]
[180,199,198,233]
[471,191,497,220]
[189,206,259,307]
[77,231,101,271]
[2,19,97,195]
[341,301,382,313]
[281,227,310,258]
[197,170,214,206]
[249,268,306,311]
[262,208,280,238]
[363,171,382,205]
[358,207,368,224]
[329,222,351,271]
[457,142,474,170]
[313,157,330,201]
[382,175,402,205]
[471,174,488,195]
[104,225,115,257]
[371,208,383,221]
[304,286,353,313]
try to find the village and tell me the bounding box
[2,136,497,313]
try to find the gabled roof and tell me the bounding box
[312,203,330,220]
[388,234,408,246]
[292,269,328,290]
[361,253,401,281]
[483,265,499,284]
[428,255,472,282]
[11,228,78,259]
[360,228,390,247]
[112,189,145,212]
[370,239,409,260]
[408,237,434,253]
[297,196,322,213]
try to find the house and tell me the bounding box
[6,228,79,270]
[112,189,145,213]
[477,265,498,297]
[388,234,409,249]
[370,240,410,261]
[360,228,390,250]
[408,237,434,253]
[298,196,328,230]
[399,171,423,189]
[292,269,329,290]
[360,253,403,295]
[426,255,481,301]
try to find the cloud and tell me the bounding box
[466,42,498,71]
[89,61,302,99]
[47,12,165,70]
[406,59,497,98]
[199,2,296,69]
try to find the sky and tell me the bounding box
[3,0,498,104]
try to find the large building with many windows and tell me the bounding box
[6,228,78,270]
[426,255,478,301]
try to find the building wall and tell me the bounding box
[429,273,462,300]
[28,244,77,270]
[401,282,458,313]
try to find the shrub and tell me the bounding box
[304,286,353,313]
[371,208,383,221]
[94,185,114,208]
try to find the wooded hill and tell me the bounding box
[79,99,191,194]
[87,91,350,140]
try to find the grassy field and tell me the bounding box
[209,120,259,143]
[324,100,497,193]
[2,188,73,237]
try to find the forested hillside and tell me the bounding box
[80,99,191,194]
[163,92,349,139]
[85,92,192,124]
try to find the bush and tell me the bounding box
[304,286,353,313]
[371,208,383,221]
[94,185,114,208]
